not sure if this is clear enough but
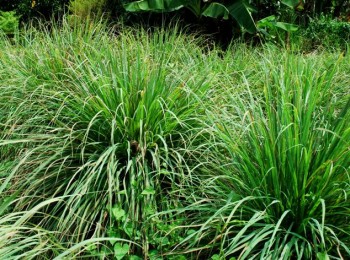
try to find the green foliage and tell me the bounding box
[253,0,350,19]
[301,0,350,17]
[0,176,66,258]
[0,18,212,258]
[280,0,300,8]
[1,18,350,259]
[0,0,69,20]
[0,11,19,34]
[303,14,350,50]
[123,0,257,33]
[120,0,303,37]
[69,0,108,19]
[257,15,298,45]
[176,49,350,258]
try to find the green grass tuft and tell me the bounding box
[1,17,349,259]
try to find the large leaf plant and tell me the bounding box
[122,0,258,33]
[122,0,302,34]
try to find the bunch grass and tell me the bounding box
[0,17,349,259]
[176,49,350,259]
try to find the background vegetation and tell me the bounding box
[1,0,350,48]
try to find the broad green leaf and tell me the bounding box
[281,0,300,8]
[317,252,330,260]
[124,222,134,238]
[275,22,298,32]
[107,228,120,240]
[226,0,257,33]
[202,3,229,20]
[257,15,276,29]
[152,0,186,10]
[124,0,185,12]
[153,236,170,246]
[114,243,129,260]
[148,0,165,9]
[149,250,161,260]
[111,205,126,221]
[124,1,151,11]
[124,0,257,33]
[258,15,276,24]
[257,16,298,32]
[144,205,156,215]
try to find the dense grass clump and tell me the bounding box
[0,19,349,259]
[0,20,214,257]
[174,51,350,259]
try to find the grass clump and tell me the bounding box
[0,18,350,259]
[177,50,350,259]
[0,19,212,258]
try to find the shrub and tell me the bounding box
[303,14,350,50]
[0,0,69,20]
[0,11,19,35]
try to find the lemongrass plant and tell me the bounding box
[175,50,350,259]
[1,16,350,259]
[0,18,213,258]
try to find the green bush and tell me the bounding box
[0,0,69,20]
[303,15,350,50]
[0,11,19,35]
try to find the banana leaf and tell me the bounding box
[123,0,186,12]
[123,0,257,33]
